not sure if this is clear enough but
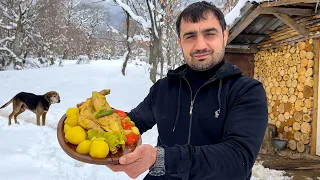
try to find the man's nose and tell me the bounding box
[194,35,208,50]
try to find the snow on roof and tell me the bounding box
[225,0,264,26]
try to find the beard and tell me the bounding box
[185,48,225,71]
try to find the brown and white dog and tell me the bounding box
[0,91,61,126]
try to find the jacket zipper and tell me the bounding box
[182,76,216,144]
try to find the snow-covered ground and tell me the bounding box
[0,59,291,180]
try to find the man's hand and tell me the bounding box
[107,144,157,179]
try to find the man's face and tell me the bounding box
[178,12,229,71]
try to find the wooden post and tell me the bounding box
[261,0,320,7]
[311,39,320,155]
[260,7,313,16]
[273,13,309,37]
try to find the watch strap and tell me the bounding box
[149,146,165,176]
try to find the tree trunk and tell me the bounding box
[13,19,23,58]
[149,36,160,83]
[122,11,131,76]
[260,124,277,155]
[160,52,164,78]
[159,28,164,78]
[164,17,171,68]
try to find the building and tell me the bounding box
[226,0,320,155]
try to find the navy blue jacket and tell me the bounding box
[127,62,268,180]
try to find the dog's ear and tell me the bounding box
[44,91,53,101]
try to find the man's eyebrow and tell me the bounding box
[182,28,219,38]
[182,31,197,38]
[202,28,218,33]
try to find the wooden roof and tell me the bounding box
[226,0,320,53]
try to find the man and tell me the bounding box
[108,1,268,180]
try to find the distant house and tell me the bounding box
[225,0,320,155]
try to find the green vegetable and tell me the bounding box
[123,117,135,126]
[87,129,105,140]
[95,109,114,119]
[103,131,127,154]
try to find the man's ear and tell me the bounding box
[178,37,181,46]
[223,28,229,47]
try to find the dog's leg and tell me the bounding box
[42,112,47,126]
[36,113,41,126]
[13,108,25,124]
[8,112,14,126]
[8,100,22,126]
[8,110,20,126]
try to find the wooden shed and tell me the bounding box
[226,0,320,155]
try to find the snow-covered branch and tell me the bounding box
[0,24,16,30]
[0,4,17,22]
[114,0,151,29]
[0,46,17,58]
[0,36,15,44]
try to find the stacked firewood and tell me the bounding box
[254,39,315,153]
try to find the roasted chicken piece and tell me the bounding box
[79,98,95,116]
[78,115,103,130]
[77,89,123,134]
[99,89,110,96]
[96,113,122,132]
[92,91,112,112]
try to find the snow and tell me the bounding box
[132,35,150,42]
[225,0,264,26]
[109,26,119,34]
[251,163,292,180]
[0,59,292,180]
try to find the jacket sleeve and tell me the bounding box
[164,80,268,180]
[126,82,158,134]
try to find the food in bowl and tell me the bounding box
[63,89,140,159]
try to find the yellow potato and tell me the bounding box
[89,139,109,158]
[65,126,87,145]
[66,107,79,117]
[76,140,92,155]
[64,124,72,133]
[65,115,78,127]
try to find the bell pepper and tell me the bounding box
[121,121,133,130]
[95,109,114,119]
[126,132,139,145]
[114,109,127,119]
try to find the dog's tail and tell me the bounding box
[0,99,13,109]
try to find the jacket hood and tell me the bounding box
[167,61,242,80]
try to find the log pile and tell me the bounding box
[254,39,315,153]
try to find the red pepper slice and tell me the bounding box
[126,132,138,145]
[121,121,133,130]
[114,109,127,119]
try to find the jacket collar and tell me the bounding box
[167,61,242,80]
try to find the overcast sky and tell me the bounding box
[85,0,124,26]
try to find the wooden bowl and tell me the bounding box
[57,114,142,165]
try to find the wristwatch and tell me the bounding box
[149,146,165,176]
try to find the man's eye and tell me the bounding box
[205,33,215,36]
[186,35,195,39]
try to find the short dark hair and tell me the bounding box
[176,1,227,38]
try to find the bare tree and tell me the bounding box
[0,0,43,69]
[111,0,186,82]
[74,3,106,59]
